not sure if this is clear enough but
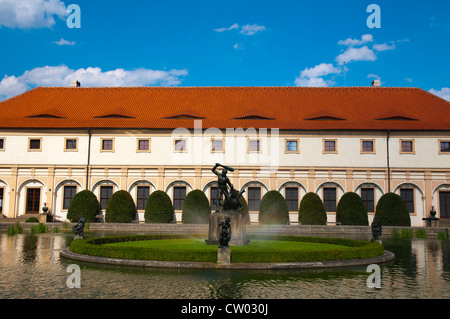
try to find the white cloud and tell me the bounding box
[214,23,266,36]
[295,63,341,87]
[54,38,75,46]
[233,43,244,50]
[367,73,381,80]
[338,34,373,46]
[300,63,341,79]
[0,65,188,101]
[405,77,413,83]
[0,0,68,29]
[240,24,266,35]
[336,46,377,65]
[294,77,329,87]
[214,23,239,32]
[0,75,28,99]
[373,43,396,51]
[429,88,450,101]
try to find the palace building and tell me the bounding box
[0,82,449,226]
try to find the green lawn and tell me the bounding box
[105,238,349,252]
[104,238,354,263]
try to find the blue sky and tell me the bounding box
[0,0,449,101]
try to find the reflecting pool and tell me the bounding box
[1,232,449,299]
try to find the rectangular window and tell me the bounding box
[101,139,114,152]
[173,186,186,210]
[285,140,299,153]
[323,187,336,212]
[0,188,4,213]
[0,138,4,151]
[26,188,41,213]
[63,185,77,210]
[361,188,375,212]
[100,186,114,210]
[136,186,150,211]
[285,187,299,211]
[400,188,414,213]
[248,187,261,211]
[137,139,151,152]
[65,138,78,151]
[323,140,337,153]
[248,139,260,153]
[361,140,375,153]
[174,139,187,152]
[400,140,414,154]
[211,139,224,153]
[439,191,450,218]
[28,138,42,151]
[210,186,221,211]
[439,140,450,154]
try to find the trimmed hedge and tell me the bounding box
[70,234,216,262]
[67,190,100,223]
[105,190,136,223]
[182,189,211,224]
[375,192,411,226]
[144,190,174,223]
[336,192,369,226]
[258,190,290,225]
[231,235,384,263]
[298,192,327,225]
[69,234,384,264]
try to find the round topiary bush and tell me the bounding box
[67,190,100,223]
[258,190,290,225]
[144,190,174,223]
[182,189,211,224]
[336,192,369,226]
[298,192,327,225]
[105,190,136,223]
[375,192,411,226]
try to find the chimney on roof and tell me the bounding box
[70,80,80,88]
[371,80,381,87]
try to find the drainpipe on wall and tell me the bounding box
[86,128,92,190]
[387,129,391,193]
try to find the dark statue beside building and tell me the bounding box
[371,216,382,241]
[72,215,86,239]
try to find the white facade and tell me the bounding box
[0,128,449,226]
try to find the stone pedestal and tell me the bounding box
[74,235,84,240]
[217,247,231,264]
[205,210,249,246]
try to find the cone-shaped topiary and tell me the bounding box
[67,190,100,223]
[144,190,174,223]
[105,190,136,223]
[298,192,327,225]
[182,189,211,224]
[375,192,411,226]
[258,190,290,225]
[336,192,369,225]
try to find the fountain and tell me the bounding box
[205,163,250,246]
[59,163,393,269]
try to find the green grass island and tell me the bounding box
[69,234,386,264]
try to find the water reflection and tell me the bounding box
[1,233,450,299]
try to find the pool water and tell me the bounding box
[1,232,449,299]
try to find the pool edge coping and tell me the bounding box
[59,248,395,270]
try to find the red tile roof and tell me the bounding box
[0,86,449,131]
